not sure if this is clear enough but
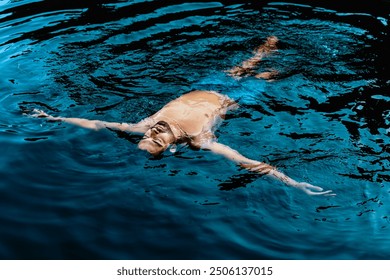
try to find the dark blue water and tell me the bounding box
[1,0,389,259]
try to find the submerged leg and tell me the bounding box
[227,36,279,78]
[255,69,279,80]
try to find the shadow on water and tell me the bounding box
[0,0,389,259]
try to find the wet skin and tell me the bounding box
[29,36,335,196]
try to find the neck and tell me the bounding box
[160,117,189,143]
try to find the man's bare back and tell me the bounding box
[30,36,334,196]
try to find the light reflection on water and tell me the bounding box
[0,0,389,259]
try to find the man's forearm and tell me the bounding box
[56,117,139,132]
[268,168,299,187]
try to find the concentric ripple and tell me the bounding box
[0,0,389,259]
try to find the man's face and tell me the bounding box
[138,121,175,156]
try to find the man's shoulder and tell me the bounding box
[181,90,231,105]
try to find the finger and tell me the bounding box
[308,185,323,191]
[300,183,323,192]
[325,192,337,197]
[307,190,334,196]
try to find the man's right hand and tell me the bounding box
[30,109,50,118]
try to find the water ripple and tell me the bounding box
[0,0,389,259]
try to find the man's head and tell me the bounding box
[138,121,176,156]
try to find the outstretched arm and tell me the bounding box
[227,36,279,79]
[202,141,334,196]
[30,109,149,134]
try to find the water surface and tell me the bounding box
[0,0,389,259]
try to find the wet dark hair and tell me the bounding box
[153,120,174,136]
